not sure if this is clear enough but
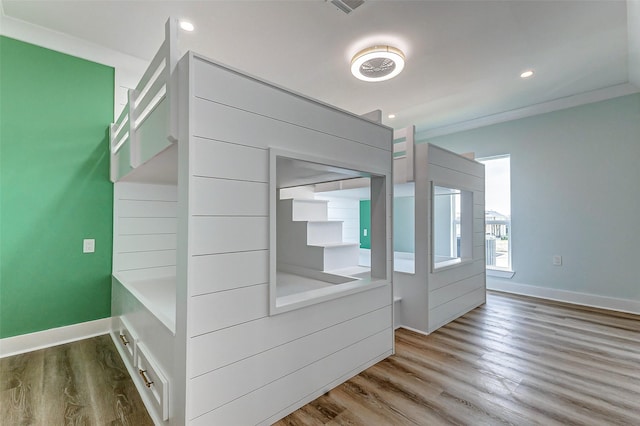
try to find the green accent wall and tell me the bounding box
[360,197,415,253]
[359,200,371,249]
[0,37,114,338]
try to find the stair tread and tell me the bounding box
[309,242,360,248]
[300,220,344,224]
[291,199,328,204]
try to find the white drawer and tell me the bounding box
[115,317,137,366]
[136,342,170,421]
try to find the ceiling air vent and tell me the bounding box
[330,0,365,14]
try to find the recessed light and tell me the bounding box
[351,46,405,82]
[520,70,534,79]
[388,114,396,119]
[180,20,195,32]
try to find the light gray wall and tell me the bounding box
[394,196,415,253]
[422,93,640,303]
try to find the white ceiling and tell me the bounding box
[2,0,638,133]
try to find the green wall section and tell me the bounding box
[360,197,415,253]
[359,200,371,249]
[0,37,114,338]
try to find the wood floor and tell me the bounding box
[275,291,640,426]
[0,334,153,425]
[1,292,638,425]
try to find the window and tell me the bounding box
[432,184,473,270]
[478,155,511,271]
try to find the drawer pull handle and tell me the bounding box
[139,369,154,388]
[119,334,130,346]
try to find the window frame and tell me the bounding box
[477,154,513,274]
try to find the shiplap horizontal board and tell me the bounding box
[474,191,485,206]
[192,98,390,172]
[473,231,485,247]
[191,137,268,182]
[190,216,268,255]
[473,244,485,260]
[190,250,268,296]
[190,329,393,426]
[192,57,392,152]
[189,284,391,375]
[136,98,172,166]
[116,182,177,202]
[117,234,177,253]
[189,307,391,417]
[427,144,484,178]
[116,266,175,283]
[116,250,176,271]
[116,147,132,182]
[191,178,268,216]
[264,350,392,425]
[429,259,485,291]
[429,274,485,309]
[429,287,486,332]
[393,140,407,153]
[189,284,269,337]
[427,165,484,193]
[474,203,485,219]
[118,200,177,218]
[121,144,178,185]
[394,157,410,184]
[118,217,177,235]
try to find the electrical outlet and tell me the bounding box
[552,255,562,266]
[363,228,368,237]
[83,239,95,253]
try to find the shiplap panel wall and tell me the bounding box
[185,55,393,425]
[113,182,177,280]
[426,144,485,332]
[315,195,360,243]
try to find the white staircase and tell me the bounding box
[277,198,360,272]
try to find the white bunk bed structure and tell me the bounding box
[391,126,487,334]
[108,19,393,425]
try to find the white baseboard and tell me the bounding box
[487,279,640,315]
[0,317,111,358]
[396,325,432,337]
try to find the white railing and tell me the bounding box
[108,18,179,182]
[392,125,415,183]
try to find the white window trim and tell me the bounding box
[486,268,515,279]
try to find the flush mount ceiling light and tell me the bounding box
[179,20,195,32]
[351,45,405,82]
[520,69,534,79]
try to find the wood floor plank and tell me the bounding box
[274,291,640,426]
[0,334,153,426]
[2,292,638,425]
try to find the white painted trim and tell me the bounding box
[416,83,640,140]
[396,325,432,337]
[0,318,111,358]
[486,268,515,279]
[628,0,640,88]
[487,279,640,315]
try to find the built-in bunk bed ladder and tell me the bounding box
[108,18,180,182]
[393,125,415,184]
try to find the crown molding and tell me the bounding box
[416,82,640,141]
